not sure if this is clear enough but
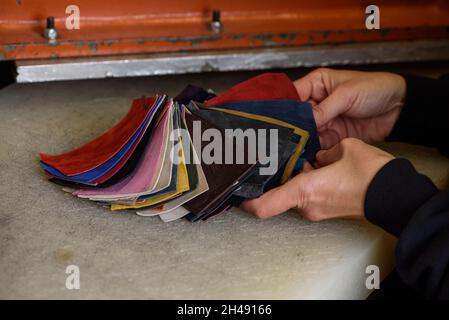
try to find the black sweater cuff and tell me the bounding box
[364,158,438,237]
[387,74,449,156]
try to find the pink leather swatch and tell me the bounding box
[92,97,165,184]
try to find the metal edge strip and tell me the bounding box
[15,40,449,83]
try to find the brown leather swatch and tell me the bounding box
[183,111,256,216]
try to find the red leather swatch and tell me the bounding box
[40,96,156,176]
[206,73,299,106]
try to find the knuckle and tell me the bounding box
[294,175,324,222]
[296,176,314,210]
[303,210,322,222]
[253,206,269,219]
[316,67,331,75]
[310,68,329,82]
[336,83,358,106]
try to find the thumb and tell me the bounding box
[240,175,304,219]
[313,86,352,128]
[315,143,344,167]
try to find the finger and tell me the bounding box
[294,68,355,103]
[312,86,352,127]
[302,161,314,173]
[308,100,317,107]
[240,177,301,219]
[318,129,341,150]
[293,74,315,102]
[293,69,331,102]
[316,143,343,166]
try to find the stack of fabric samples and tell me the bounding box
[39,73,320,222]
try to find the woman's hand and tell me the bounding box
[241,138,394,221]
[294,68,406,149]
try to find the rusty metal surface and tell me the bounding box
[15,40,449,83]
[1,0,449,61]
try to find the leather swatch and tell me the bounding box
[174,84,216,105]
[182,111,257,217]
[206,73,299,106]
[41,96,166,184]
[137,105,209,217]
[189,103,297,198]
[39,72,320,223]
[41,96,160,176]
[74,99,173,199]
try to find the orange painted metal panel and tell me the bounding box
[1,0,449,60]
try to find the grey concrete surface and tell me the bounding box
[0,67,448,299]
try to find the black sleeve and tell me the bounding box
[367,73,449,298]
[365,158,449,299]
[387,74,449,157]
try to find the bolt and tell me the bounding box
[44,16,58,41]
[47,16,55,29]
[210,10,222,33]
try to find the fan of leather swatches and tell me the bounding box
[39,73,320,222]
